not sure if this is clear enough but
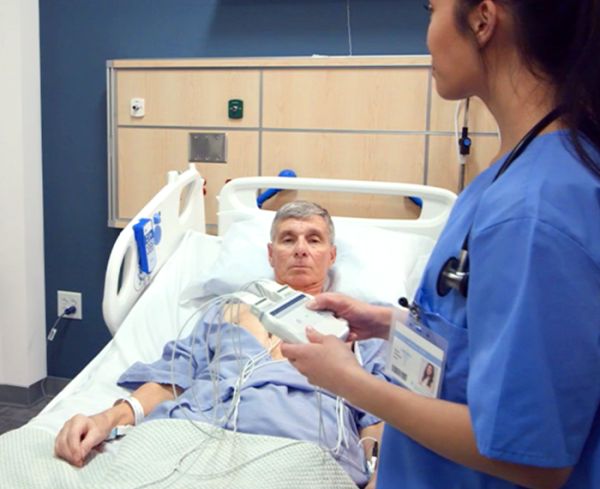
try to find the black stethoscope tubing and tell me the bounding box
[436,107,564,298]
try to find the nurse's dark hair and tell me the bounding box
[455,0,600,177]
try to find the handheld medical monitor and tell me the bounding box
[246,287,349,344]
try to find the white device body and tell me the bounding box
[245,286,349,344]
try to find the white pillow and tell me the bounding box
[332,221,435,306]
[179,218,273,302]
[180,218,435,306]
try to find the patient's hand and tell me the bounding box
[54,413,112,467]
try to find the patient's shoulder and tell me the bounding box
[356,339,387,369]
[222,303,253,323]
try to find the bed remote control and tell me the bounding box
[133,218,157,274]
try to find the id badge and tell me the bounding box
[385,309,448,399]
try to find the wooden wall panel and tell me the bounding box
[262,68,430,131]
[109,57,505,229]
[426,135,501,191]
[261,132,425,219]
[117,128,259,224]
[116,70,260,128]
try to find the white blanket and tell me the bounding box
[0,419,357,489]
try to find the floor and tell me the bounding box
[0,398,52,436]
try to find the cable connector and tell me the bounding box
[47,306,78,341]
[459,127,472,156]
[64,306,77,316]
[367,441,379,475]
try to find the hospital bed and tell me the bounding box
[0,166,456,489]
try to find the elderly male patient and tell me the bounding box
[55,201,387,488]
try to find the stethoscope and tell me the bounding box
[436,107,564,298]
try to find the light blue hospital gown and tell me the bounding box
[377,131,600,487]
[118,312,388,487]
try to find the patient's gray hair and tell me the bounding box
[270,201,335,244]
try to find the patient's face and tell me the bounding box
[268,216,336,294]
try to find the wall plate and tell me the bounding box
[57,290,82,320]
[228,99,243,119]
[189,133,227,163]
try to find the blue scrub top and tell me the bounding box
[377,131,600,488]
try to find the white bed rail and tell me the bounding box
[219,177,457,240]
[103,165,206,335]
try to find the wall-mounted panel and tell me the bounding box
[262,68,430,131]
[426,135,501,191]
[116,70,261,128]
[117,128,259,224]
[109,56,503,230]
[261,132,425,219]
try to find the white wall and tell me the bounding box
[0,0,47,387]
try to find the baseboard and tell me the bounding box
[0,376,71,407]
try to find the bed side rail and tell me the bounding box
[218,177,457,240]
[102,165,206,335]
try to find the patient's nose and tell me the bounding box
[294,238,309,256]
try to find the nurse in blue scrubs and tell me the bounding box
[282,1,600,488]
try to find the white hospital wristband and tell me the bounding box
[114,397,145,426]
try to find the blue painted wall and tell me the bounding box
[39,0,430,378]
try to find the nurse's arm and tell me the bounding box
[343,372,573,489]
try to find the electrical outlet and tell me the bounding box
[57,291,82,320]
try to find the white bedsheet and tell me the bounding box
[1,419,356,488]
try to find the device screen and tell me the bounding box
[270,294,306,318]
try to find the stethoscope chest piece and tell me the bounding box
[437,254,469,298]
[437,257,459,297]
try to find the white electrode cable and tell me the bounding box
[171,287,366,481]
[170,295,228,438]
[180,293,277,433]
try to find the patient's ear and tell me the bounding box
[329,245,337,267]
[267,243,275,268]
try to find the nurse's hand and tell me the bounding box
[281,327,368,397]
[54,413,112,467]
[307,293,392,341]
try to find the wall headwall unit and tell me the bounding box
[107,56,500,230]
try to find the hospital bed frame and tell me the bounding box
[103,164,457,335]
[0,166,456,488]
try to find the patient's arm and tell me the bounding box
[359,422,383,489]
[54,382,182,467]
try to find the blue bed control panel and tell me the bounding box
[133,218,157,274]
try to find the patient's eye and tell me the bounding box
[423,3,433,14]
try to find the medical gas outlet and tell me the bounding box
[130,98,145,117]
